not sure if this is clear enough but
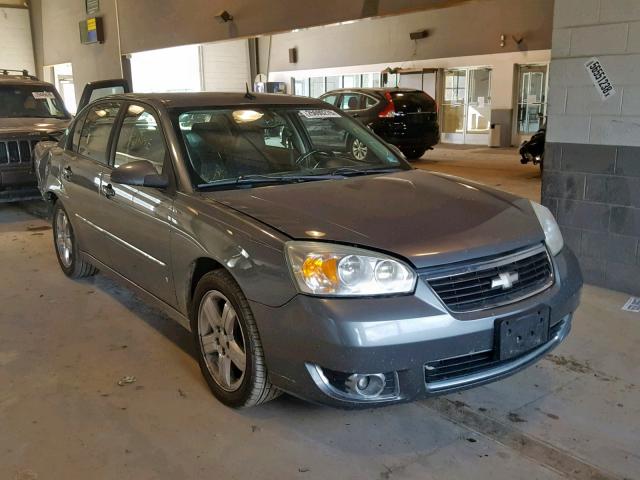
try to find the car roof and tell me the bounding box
[94,92,330,109]
[0,75,53,87]
[323,87,423,95]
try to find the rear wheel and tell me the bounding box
[402,147,427,161]
[52,202,98,278]
[191,270,280,408]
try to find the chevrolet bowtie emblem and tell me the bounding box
[491,272,519,290]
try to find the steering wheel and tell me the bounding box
[294,149,334,169]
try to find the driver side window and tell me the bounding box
[114,104,167,173]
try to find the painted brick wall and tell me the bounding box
[544,0,640,295]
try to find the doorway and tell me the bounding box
[515,64,548,145]
[47,63,76,114]
[441,67,492,145]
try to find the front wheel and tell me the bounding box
[191,270,280,408]
[52,202,98,278]
[348,136,369,161]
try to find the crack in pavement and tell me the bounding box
[422,397,623,480]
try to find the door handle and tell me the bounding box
[62,166,73,180]
[101,183,116,199]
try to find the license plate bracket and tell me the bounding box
[496,308,550,361]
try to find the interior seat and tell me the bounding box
[185,117,234,182]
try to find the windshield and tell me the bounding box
[0,85,70,119]
[173,106,409,188]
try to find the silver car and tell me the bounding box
[36,84,583,408]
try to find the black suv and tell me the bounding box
[320,88,439,160]
[0,70,71,202]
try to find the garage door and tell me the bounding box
[0,7,35,74]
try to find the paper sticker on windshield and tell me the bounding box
[32,91,56,100]
[299,109,340,119]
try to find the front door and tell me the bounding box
[99,102,176,306]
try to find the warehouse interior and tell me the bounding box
[0,1,638,479]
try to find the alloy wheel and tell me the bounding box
[351,138,368,160]
[55,208,73,268]
[198,290,247,392]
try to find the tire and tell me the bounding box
[348,136,369,161]
[402,147,427,161]
[52,201,98,278]
[191,269,281,408]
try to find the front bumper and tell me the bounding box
[250,246,582,407]
[0,164,39,203]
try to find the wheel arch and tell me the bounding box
[187,257,226,315]
[44,190,59,218]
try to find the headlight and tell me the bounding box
[530,201,564,256]
[285,241,417,296]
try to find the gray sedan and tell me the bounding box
[36,88,582,408]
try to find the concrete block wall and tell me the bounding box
[544,0,640,295]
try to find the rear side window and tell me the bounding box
[321,94,338,106]
[70,110,89,152]
[77,101,121,164]
[339,93,363,110]
[390,91,436,113]
[364,95,379,109]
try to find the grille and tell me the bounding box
[0,139,40,165]
[423,244,553,313]
[424,320,564,384]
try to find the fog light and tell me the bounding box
[306,364,399,402]
[345,373,386,398]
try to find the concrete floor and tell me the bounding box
[1,146,638,480]
[415,144,542,201]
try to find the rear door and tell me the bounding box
[338,92,365,117]
[61,100,122,264]
[358,93,381,125]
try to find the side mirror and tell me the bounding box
[111,160,168,188]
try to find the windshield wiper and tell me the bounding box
[197,173,342,190]
[328,166,404,177]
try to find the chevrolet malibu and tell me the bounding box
[35,87,582,408]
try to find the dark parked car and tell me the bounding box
[35,81,582,409]
[320,88,440,160]
[0,70,71,202]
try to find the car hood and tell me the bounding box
[205,169,544,269]
[0,117,70,136]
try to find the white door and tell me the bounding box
[0,7,35,74]
[441,68,492,145]
[515,64,548,145]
